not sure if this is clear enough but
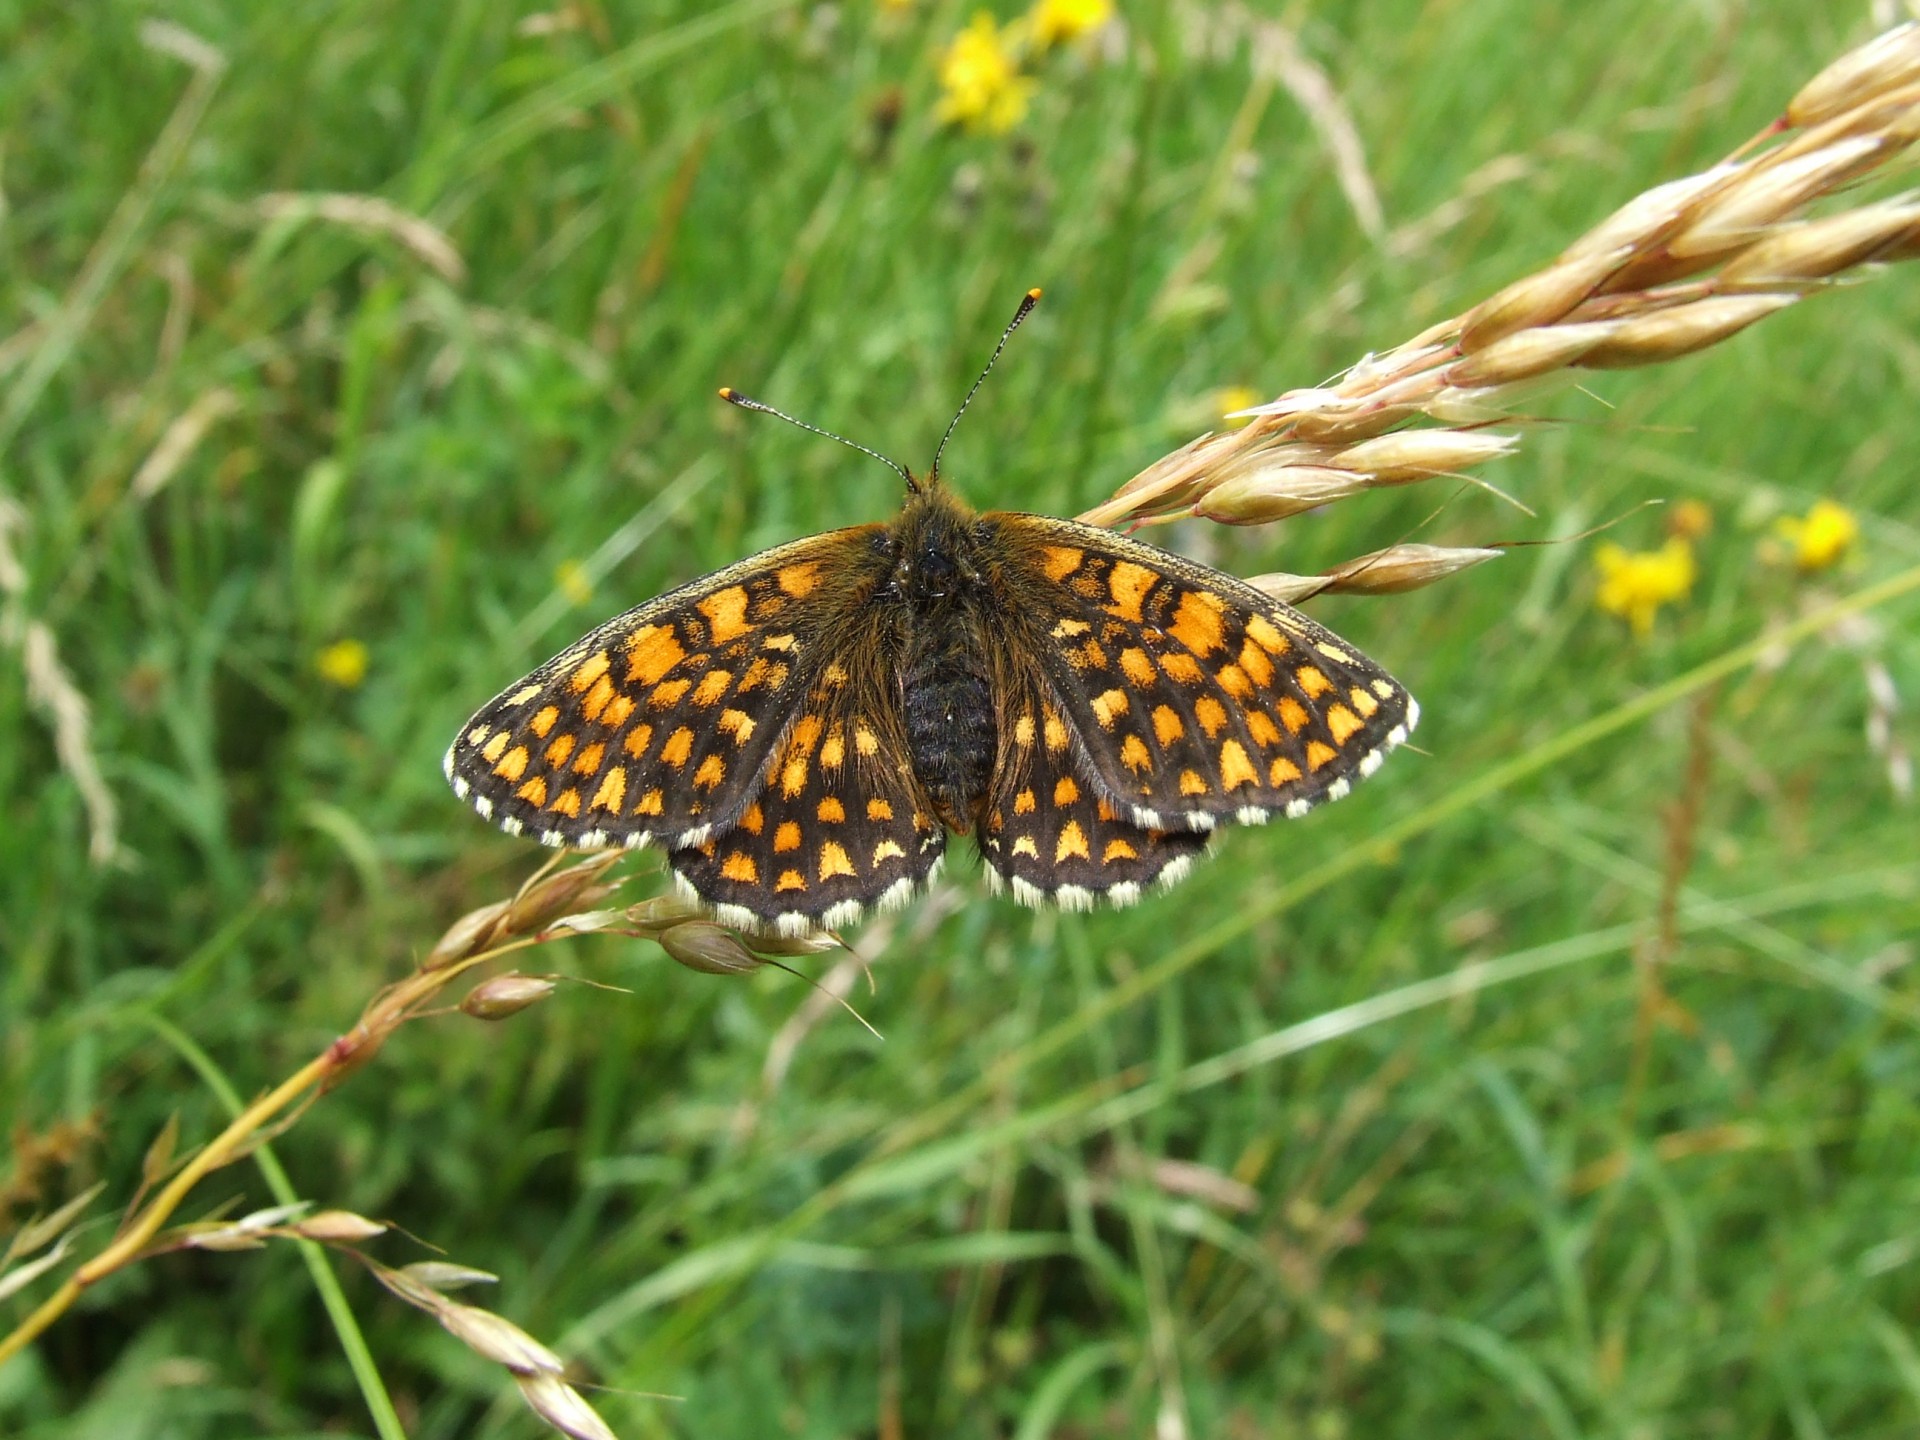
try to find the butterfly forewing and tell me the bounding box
[667,658,947,933]
[444,527,886,849]
[987,514,1418,831]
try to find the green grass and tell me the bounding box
[5,1,1920,1435]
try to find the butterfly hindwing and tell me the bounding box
[978,675,1210,909]
[444,526,887,849]
[984,514,1418,831]
[667,657,947,934]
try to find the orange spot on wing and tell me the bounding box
[1270,756,1302,784]
[1326,704,1363,744]
[1014,789,1037,814]
[1277,697,1309,734]
[1216,665,1253,699]
[719,708,756,743]
[1168,591,1226,656]
[873,839,906,863]
[1238,640,1275,688]
[1103,837,1138,862]
[1041,546,1083,581]
[698,586,751,644]
[635,788,664,816]
[582,675,616,721]
[1349,686,1380,718]
[623,723,654,759]
[495,746,529,782]
[1105,561,1157,622]
[778,562,821,598]
[625,625,685,685]
[1053,776,1080,805]
[818,842,855,880]
[774,821,802,853]
[1043,711,1070,752]
[1153,705,1184,744]
[740,803,765,834]
[1245,614,1291,654]
[591,767,627,812]
[819,727,845,770]
[1179,769,1208,796]
[1121,736,1152,773]
[549,787,582,817]
[1013,713,1035,747]
[721,852,758,883]
[1159,652,1203,684]
[516,775,547,806]
[1193,696,1228,737]
[529,706,560,738]
[1306,740,1338,771]
[569,651,610,692]
[660,727,694,767]
[694,754,726,789]
[854,724,880,757]
[571,741,605,774]
[1219,740,1258,790]
[1011,836,1040,859]
[482,731,511,763]
[1296,665,1333,698]
[776,868,807,893]
[1120,647,1155,685]
[602,693,635,729]
[817,797,845,822]
[1246,711,1281,746]
[1054,820,1091,862]
[545,734,577,767]
[692,670,732,706]
[1090,688,1129,728]
[867,798,893,822]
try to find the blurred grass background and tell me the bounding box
[4,0,1920,1435]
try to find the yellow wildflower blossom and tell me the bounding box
[555,558,593,606]
[1774,499,1858,572]
[316,639,369,688]
[1594,538,1695,636]
[937,14,1037,133]
[1030,0,1113,47]
[1214,385,1261,428]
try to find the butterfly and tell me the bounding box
[446,294,1417,935]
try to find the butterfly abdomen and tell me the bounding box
[899,614,996,832]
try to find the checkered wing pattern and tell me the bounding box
[978,673,1211,909]
[444,528,884,850]
[667,655,947,934]
[988,514,1418,831]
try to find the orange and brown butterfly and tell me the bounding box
[446,292,1417,936]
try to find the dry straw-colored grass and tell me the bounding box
[6,20,1920,1440]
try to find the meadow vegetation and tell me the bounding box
[3,2,1920,1436]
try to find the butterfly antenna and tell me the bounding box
[929,287,1042,484]
[718,387,917,490]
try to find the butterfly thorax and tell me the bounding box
[883,485,1000,833]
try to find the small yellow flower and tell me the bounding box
[316,639,369,688]
[937,14,1037,133]
[1594,538,1696,636]
[1030,0,1113,47]
[1774,499,1858,573]
[1213,385,1261,427]
[555,558,593,606]
[1665,498,1712,542]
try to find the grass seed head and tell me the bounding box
[1194,465,1372,523]
[290,1210,388,1243]
[1578,294,1797,367]
[425,900,512,969]
[1325,430,1519,482]
[516,1371,619,1440]
[660,921,768,975]
[1459,246,1632,350]
[439,1302,566,1374]
[1321,543,1506,595]
[461,973,557,1020]
[1788,23,1920,126]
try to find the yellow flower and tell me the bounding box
[1774,499,1858,572]
[316,639,369,689]
[555,558,593,606]
[1030,0,1113,46]
[1594,538,1695,636]
[1213,385,1261,427]
[937,14,1037,133]
[1665,498,1712,541]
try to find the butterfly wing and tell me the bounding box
[445,526,888,849]
[981,513,1418,832]
[977,672,1210,909]
[666,648,948,934]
